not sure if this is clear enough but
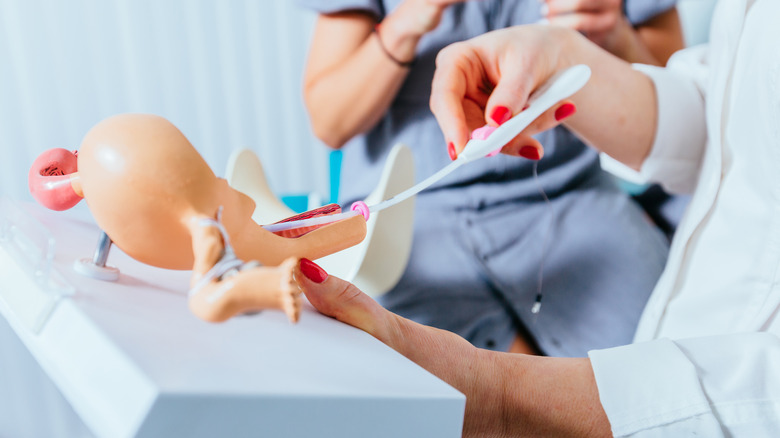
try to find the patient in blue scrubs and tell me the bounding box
[297,0,683,356]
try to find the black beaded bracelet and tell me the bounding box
[373,24,414,68]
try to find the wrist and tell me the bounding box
[374,17,421,67]
[374,23,416,68]
[500,356,612,437]
[378,0,446,65]
[463,348,515,437]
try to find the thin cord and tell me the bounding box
[531,161,555,317]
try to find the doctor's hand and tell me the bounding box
[430,25,580,161]
[295,258,612,438]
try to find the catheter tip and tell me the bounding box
[350,201,370,221]
[470,125,502,157]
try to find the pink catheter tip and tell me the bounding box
[350,201,370,221]
[471,125,501,157]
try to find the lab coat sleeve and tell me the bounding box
[588,332,780,437]
[599,46,708,194]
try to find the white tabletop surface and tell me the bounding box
[0,201,465,438]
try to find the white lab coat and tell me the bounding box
[589,0,780,436]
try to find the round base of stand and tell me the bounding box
[73,258,120,282]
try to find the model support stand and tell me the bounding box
[73,231,119,281]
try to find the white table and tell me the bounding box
[0,200,465,438]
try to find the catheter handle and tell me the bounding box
[457,64,592,163]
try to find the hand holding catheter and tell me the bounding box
[261,64,592,233]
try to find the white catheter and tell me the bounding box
[261,64,592,234]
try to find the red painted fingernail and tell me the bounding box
[519,146,540,160]
[489,106,511,125]
[554,103,576,121]
[447,142,457,161]
[300,258,328,283]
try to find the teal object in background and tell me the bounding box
[280,195,311,214]
[280,150,343,213]
[329,150,343,204]
[615,178,649,196]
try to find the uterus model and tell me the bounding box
[28,114,366,323]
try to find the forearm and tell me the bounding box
[558,30,657,169]
[381,314,511,437]
[496,355,611,437]
[303,10,429,148]
[304,30,410,148]
[382,313,610,437]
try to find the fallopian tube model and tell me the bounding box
[28,114,367,324]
